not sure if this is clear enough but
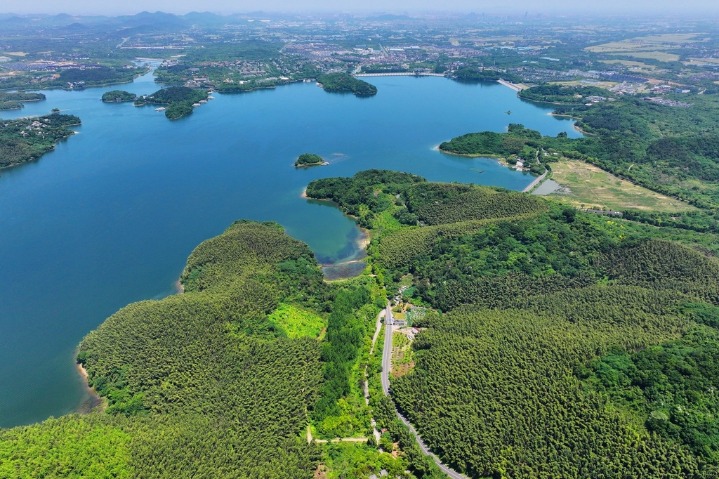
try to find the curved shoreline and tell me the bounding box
[295,161,329,168]
[302,187,371,280]
[75,362,104,414]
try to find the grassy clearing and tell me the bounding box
[371,209,403,236]
[550,160,696,212]
[321,442,407,479]
[267,303,326,339]
[391,332,414,379]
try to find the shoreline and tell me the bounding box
[439,147,511,167]
[573,123,589,135]
[302,187,371,280]
[75,361,104,414]
[497,79,528,92]
[295,161,329,168]
[437,147,504,160]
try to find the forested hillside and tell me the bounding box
[0,222,331,478]
[5,169,719,478]
[307,170,719,478]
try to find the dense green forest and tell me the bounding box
[47,65,145,90]
[307,170,719,478]
[1,222,328,478]
[0,112,80,168]
[439,124,549,175]
[518,84,612,104]
[134,86,208,120]
[0,220,412,478]
[451,66,520,83]
[0,91,45,110]
[317,73,378,97]
[101,90,137,103]
[5,168,719,477]
[295,153,326,167]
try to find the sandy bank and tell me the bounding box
[75,362,105,414]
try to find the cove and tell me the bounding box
[0,71,580,428]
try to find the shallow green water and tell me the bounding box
[0,71,579,427]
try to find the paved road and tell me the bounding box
[382,303,470,479]
[522,170,548,193]
[381,304,393,395]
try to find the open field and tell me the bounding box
[586,33,700,62]
[550,160,696,212]
[613,51,680,62]
[586,33,701,53]
[550,80,618,89]
[267,303,326,339]
[685,58,719,66]
[599,59,657,71]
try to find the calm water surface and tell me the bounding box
[0,71,580,427]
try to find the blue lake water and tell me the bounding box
[0,71,580,428]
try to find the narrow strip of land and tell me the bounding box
[522,171,548,193]
[497,78,529,91]
[354,72,446,78]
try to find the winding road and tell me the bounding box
[381,303,470,479]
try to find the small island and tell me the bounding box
[316,73,377,97]
[134,86,209,120]
[295,153,328,168]
[0,111,81,169]
[0,92,46,111]
[101,90,137,103]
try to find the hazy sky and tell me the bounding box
[1,0,717,15]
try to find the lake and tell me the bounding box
[0,71,580,428]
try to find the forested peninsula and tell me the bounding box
[306,169,719,478]
[0,112,81,169]
[1,222,327,478]
[0,92,45,111]
[134,86,208,120]
[317,73,377,97]
[439,123,550,175]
